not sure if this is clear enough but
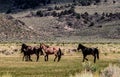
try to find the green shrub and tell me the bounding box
[103,53,108,56]
[82,62,97,72]
[52,11,58,17]
[36,10,44,17]
[75,13,81,19]
[54,6,60,10]
[47,7,54,11]
[68,8,75,14]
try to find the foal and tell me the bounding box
[21,43,43,62]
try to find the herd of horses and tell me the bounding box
[21,43,99,63]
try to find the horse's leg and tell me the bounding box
[44,55,48,61]
[25,55,28,61]
[94,55,96,63]
[54,55,57,62]
[57,55,61,62]
[28,55,32,61]
[36,54,39,62]
[46,55,48,61]
[57,49,62,62]
[82,55,85,62]
[44,55,46,61]
[22,52,26,61]
[22,55,25,61]
[83,55,87,62]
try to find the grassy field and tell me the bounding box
[0,43,120,77]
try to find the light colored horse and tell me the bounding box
[40,43,62,62]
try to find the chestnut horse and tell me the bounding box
[40,43,62,62]
[21,43,43,62]
[77,44,99,63]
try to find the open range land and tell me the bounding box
[0,43,120,77]
[0,0,120,77]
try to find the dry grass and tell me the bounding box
[0,43,120,77]
[70,64,120,77]
[70,70,94,77]
[100,64,120,77]
[75,3,120,14]
[0,43,120,56]
[0,55,120,77]
[1,72,13,77]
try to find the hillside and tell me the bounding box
[0,1,120,42]
[15,3,120,42]
[0,14,44,42]
[0,0,120,13]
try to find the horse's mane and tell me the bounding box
[40,43,49,48]
[45,45,49,48]
[79,44,86,49]
[22,43,26,47]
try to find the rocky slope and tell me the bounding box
[0,14,43,42]
[0,2,120,42]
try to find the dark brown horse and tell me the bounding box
[21,43,43,62]
[40,43,62,62]
[77,44,99,63]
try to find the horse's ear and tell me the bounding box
[40,43,44,45]
[40,43,42,47]
[22,43,25,46]
[40,43,43,47]
[40,43,43,45]
[79,43,81,46]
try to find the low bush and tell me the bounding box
[100,64,120,77]
[70,70,93,77]
[36,10,44,17]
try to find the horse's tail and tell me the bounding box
[57,48,62,62]
[96,49,99,60]
[58,48,62,56]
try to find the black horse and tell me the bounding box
[77,44,99,63]
[21,43,43,62]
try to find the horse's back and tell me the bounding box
[83,48,97,55]
[45,47,60,54]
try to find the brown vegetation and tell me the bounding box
[0,14,41,42]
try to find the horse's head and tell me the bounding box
[40,43,44,49]
[21,43,27,53]
[40,43,49,49]
[77,44,84,51]
[22,43,26,48]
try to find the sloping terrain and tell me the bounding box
[18,15,120,42]
[0,1,120,42]
[0,14,43,42]
[15,3,120,42]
